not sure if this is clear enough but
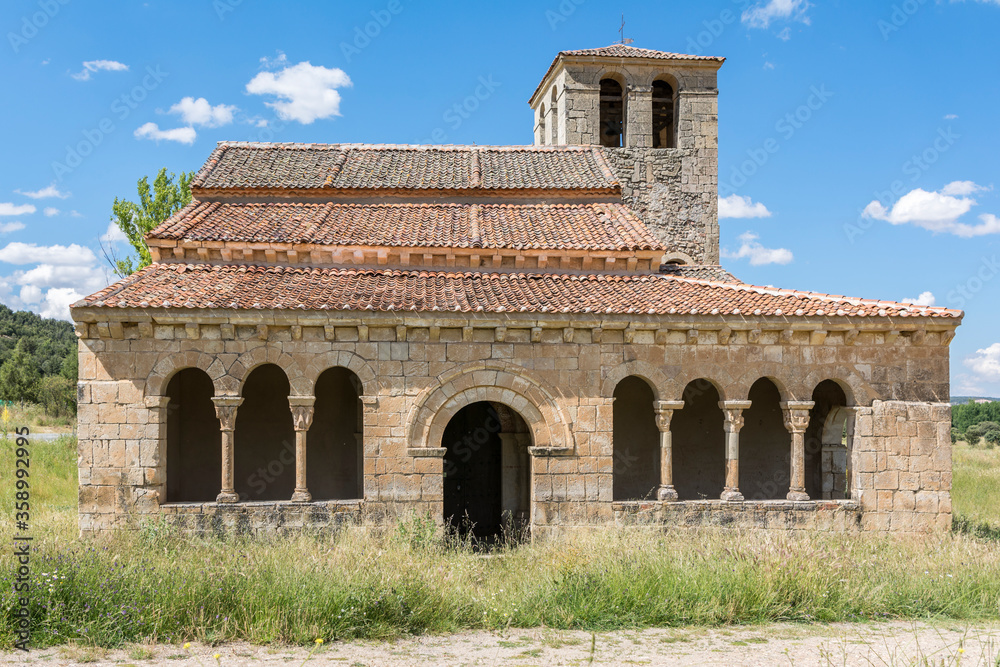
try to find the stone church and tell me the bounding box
[72,46,961,537]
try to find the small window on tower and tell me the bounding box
[538,103,547,145]
[599,78,625,148]
[652,80,675,148]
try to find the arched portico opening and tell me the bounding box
[806,380,852,499]
[740,378,790,500]
[600,77,626,147]
[613,376,659,500]
[442,401,531,542]
[672,379,726,500]
[235,363,295,501]
[308,367,363,500]
[165,368,220,502]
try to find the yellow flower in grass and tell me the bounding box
[214,653,222,661]
[184,642,191,650]
[315,638,323,645]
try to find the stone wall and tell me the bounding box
[74,310,957,535]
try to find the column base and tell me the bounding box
[216,490,239,504]
[786,489,810,501]
[290,489,312,503]
[656,485,679,501]
[720,488,744,502]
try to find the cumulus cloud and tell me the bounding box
[100,222,127,243]
[965,343,1000,385]
[721,231,793,266]
[15,183,70,199]
[0,242,109,320]
[71,59,128,81]
[0,222,25,234]
[246,60,352,124]
[168,97,237,128]
[134,122,197,145]
[43,207,59,217]
[0,242,97,265]
[902,291,936,307]
[862,181,1000,237]
[742,0,811,28]
[0,203,36,216]
[719,194,773,219]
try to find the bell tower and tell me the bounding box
[529,46,725,265]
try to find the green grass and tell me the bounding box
[1,435,1000,649]
[952,441,1000,525]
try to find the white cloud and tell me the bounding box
[43,207,59,217]
[0,222,25,234]
[721,231,793,266]
[19,285,42,304]
[101,222,127,243]
[862,181,1000,237]
[16,183,70,199]
[0,242,97,265]
[965,344,1000,385]
[763,61,776,70]
[742,0,811,28]
[169,97,237,128]
[941,180,989,196]
[70,210,83,218]
[71,59,128,81]
[777,27,792,40]
[719,194,773,219]
[134,122,197,145]
[246,60,352,124]
[0,203,36,216]
[902,291,936,307]
[944,114,959,120]
[38,288,86,320]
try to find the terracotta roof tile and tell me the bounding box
[149,201,665,252]
[191,143,619,192]
[74,264,963,319]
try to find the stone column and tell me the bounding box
[720,401,752,501]
[781,401,815,501]
[654,400,685,501]
[212,396,243,503]
[627,84,652,148]
[288,396,316,502]
[144,395,170,503]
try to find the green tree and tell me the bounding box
[105,168,194,277]
[61,346,78,381]
[38,375,75,417]
[986,429,1000,449]
[0,339,40,406]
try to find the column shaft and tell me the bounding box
[212,397,243,504]
[720,401,751,502]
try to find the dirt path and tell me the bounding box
[10,621,1000,666]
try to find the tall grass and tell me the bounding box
[1,436,1000,649]
[952,442,1000,526]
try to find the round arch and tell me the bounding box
[146,350,230,398]
[661,251,696,266]
[729,371,795,403]
[299,350,377,397]
[794,371,865,407]
[601,360,667,401]
[408,362,573,453]
[666,372,730,403]
[228,345,307,396]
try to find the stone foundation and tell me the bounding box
[612,499,862,532]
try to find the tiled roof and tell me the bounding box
[560,45,726,61]
[149,201,664,252]
[531,45,724,103]
[191,143,618,192]
[661,265,740,284]
[74,263,962,319]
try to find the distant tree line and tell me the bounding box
[952,400,1000,448]
[0,305,77,416]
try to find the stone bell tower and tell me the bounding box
[529,45,725,265]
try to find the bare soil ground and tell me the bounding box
[9,621,1000,666]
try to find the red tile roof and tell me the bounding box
[73,263,962,319]
[191,143,619,193]
[149,201,664,252]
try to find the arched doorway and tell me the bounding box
[612,376,659,500]
[442,401,530,542]
[165,368,220,502]
[671,379,725,500]
[805,380,851,499]
[739,378,790,500]
[235,364,295,501]
[308,367,363,500]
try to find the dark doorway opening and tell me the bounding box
[442,401,530,543]
[612,376,660,500]
[234,364,295,501]
[308,367,363,500]
[672,379,726,500]
[165,368,220,502]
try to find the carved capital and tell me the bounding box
[780,401,815,435]
[719,401,752,433]
[212,396,244,431]
[654,400,685,432]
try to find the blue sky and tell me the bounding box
[2,0,999,395]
